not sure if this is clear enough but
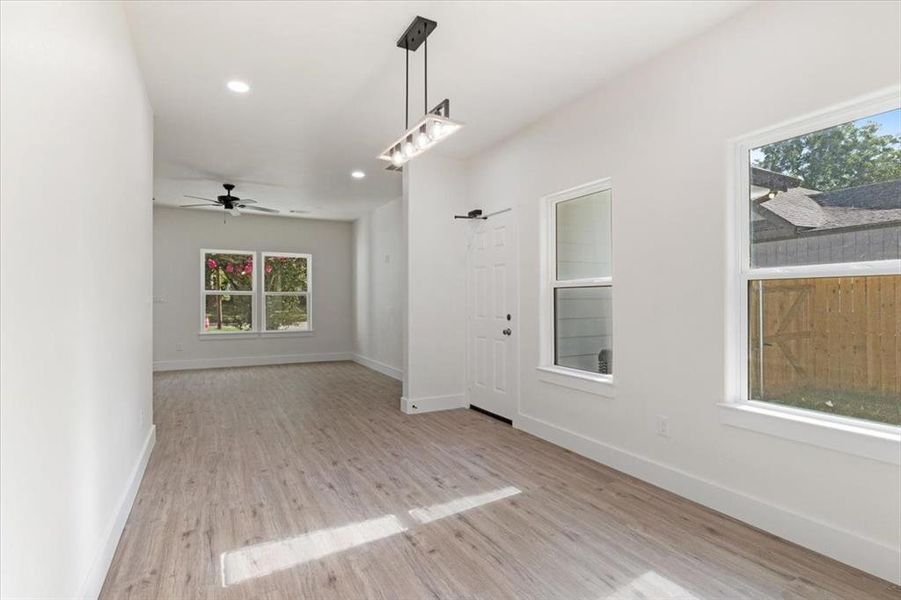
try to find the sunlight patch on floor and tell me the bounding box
[408,485,522,524]
[220,514,407,587]
[602,571,701,599]
[220,485,522,587]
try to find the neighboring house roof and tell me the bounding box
[750,166,802,191]
[760,187,828,228]
[755,172,901,233]
[816,179,901,210]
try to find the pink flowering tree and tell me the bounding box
[204,253,253,331]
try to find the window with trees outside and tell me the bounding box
[741,104,900,427]
[543,179,613,378]
[263,252,311,331]
[202,250,255,334]
[200,250,312,335]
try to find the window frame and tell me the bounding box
[261,251,313,333]
[723,88,901,464]
[538,177,615,396]
[199,248,256,336]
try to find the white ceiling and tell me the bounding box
[126,1,751,220]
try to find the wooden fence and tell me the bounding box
[749,274,900,398]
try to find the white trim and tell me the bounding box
[400,394,466,415]
[536,366,615,397]
[553,276,613,289]
[261,252,313,333]
[743,260,900,281]
[734,87,901,155]
[153,352,352,372]
[77,425,156,600]
[198,330,316,340]
[515,413,900,585]
[718,402,901,465]
[197,331,259,340]
[725,89,901,443]
[259,330,315,338]
[541,177,614,205]
[353,354,403,380]
[539,177,615,383]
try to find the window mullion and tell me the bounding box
[553,278,613,289]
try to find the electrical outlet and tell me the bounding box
[384,254,390,264]
[175,342,183,352]
[656,415,670,438]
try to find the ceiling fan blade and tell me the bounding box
[180,203,218,208]
[184,195,216,202]
[238,198,257,204]
[241,205,279,214]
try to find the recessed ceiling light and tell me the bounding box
[227,80,250,93]
[351,170,365,179]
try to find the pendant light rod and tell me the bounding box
[405,46,409,129]
[424,36,428,115]
[397,16,436,129]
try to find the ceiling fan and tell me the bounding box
[180,183,279,215]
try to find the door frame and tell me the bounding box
[464,206,520,422]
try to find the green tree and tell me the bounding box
[755,121,901,192]
[264,256,309,330]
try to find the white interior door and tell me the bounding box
[467,210,517,420]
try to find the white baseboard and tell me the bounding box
[352,354,402,380]
[400,394,466,415]
[153,352,353,372]
[515,413,900,585]
[78,425,156,599]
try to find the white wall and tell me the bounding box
[463,0,900,583]
[153,207,354,370]
[0,2,155,598]
[353,198,404,379]
[402,154,470,411]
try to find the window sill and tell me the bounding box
[198,332,258,340]
[718,401,900,465]
[536,366,615,397]
[198,329,315,340]
[261,330,315,338]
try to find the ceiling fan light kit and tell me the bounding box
[378,16,463,169]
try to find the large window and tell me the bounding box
[202,250,255,334]
[738,103,900,427]
[263,253,311,331]
[200,250,312,335]
[542,179,613,380]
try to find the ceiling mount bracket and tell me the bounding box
[396,16,437,51]
[429,98,450,118]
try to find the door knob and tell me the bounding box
[502,328,512,336]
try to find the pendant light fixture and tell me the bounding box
[378,16,463,169]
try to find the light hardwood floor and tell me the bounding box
[101,362,898,599]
